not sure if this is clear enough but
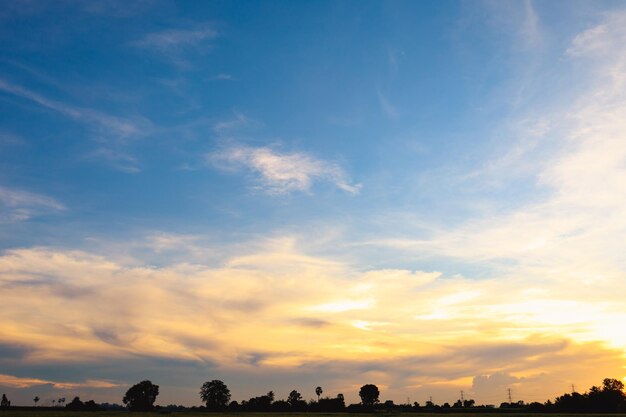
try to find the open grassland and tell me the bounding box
[2,412,626,417]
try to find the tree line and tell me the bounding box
[2,377,625,413]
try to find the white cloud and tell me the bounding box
[84,148,141,173]
[211,73,234,81]
[208,145,361,194]
[212,112,252,133]
[134,26,217,52]
[0,78,150,172]
[520,0,542,48]
[367,10,626,283]
[132,24,217,68]
[0,79,142,140]
[565,12,626,58]
[0,185,65,222]
[377,90,398,118]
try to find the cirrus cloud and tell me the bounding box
[208,145,361,195]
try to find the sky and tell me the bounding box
[1,0,626,408]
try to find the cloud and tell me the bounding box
[84,148,141,173]
[520,0,542,48]
[208,145,361,194]
[377,90,398,118]
[0,79,143,140]
[0,78,150,172]
[212,112,253,133]
[0,185,65,222]
[0,131,26,147]
[134,25,217,51]
[565,12,626,58]
[132,24,217,67]
[0,374,119,390]
[211,73,235,81]
[366,10,626,288]
[0,236,624,404]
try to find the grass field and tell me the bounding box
[1,412,624,417]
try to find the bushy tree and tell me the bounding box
[359,384,380,407]
[123,380,159,411]
[287,390,306,410]
[241,391,275,411]
[287,390,303,406]
[1,394,10,409]
[200,380,231,410]
[551,378,626,412]
[66,397,84,410]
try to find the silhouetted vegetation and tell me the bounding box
[316,386,323,401]
[65,396,100,411]
[359,384,380,409]
[199,380,231,411]
[550,378,625,412]
[122,380,159,411]
[8,376,626,413]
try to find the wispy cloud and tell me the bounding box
[520,0,542,48]
[0,78,149,172]
[212,111,253,133]
[134,25,217,51]
[363,10,626,310]
[0,79,142,140]
[132,24,217,67]
[84,148,141,173]
[211,73,234,81]
[0,131,26,147]
[0,185,65,222]
[377,90,398,118]
[208,145,361,194]
[0,373,119,389]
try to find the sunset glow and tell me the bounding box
[1,0,626,409]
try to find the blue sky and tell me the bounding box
[2,0,626,407]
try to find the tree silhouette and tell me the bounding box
[463,399,475,408]
[286,390,307,410]
[1,394,10,409]
[287,390,302,406]
[123,380,159,411]
[33,396,39,406]
[200,380,231,410]
[66,397,83,410]
[315,386,323,401]
[65,397,85,410]
[359,384,380,407]
[240,391,275,412]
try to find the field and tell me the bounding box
[1,412,624,417]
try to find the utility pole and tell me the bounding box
[460,390,464,401]
[571,384,576,393]
[507,388,512,404]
